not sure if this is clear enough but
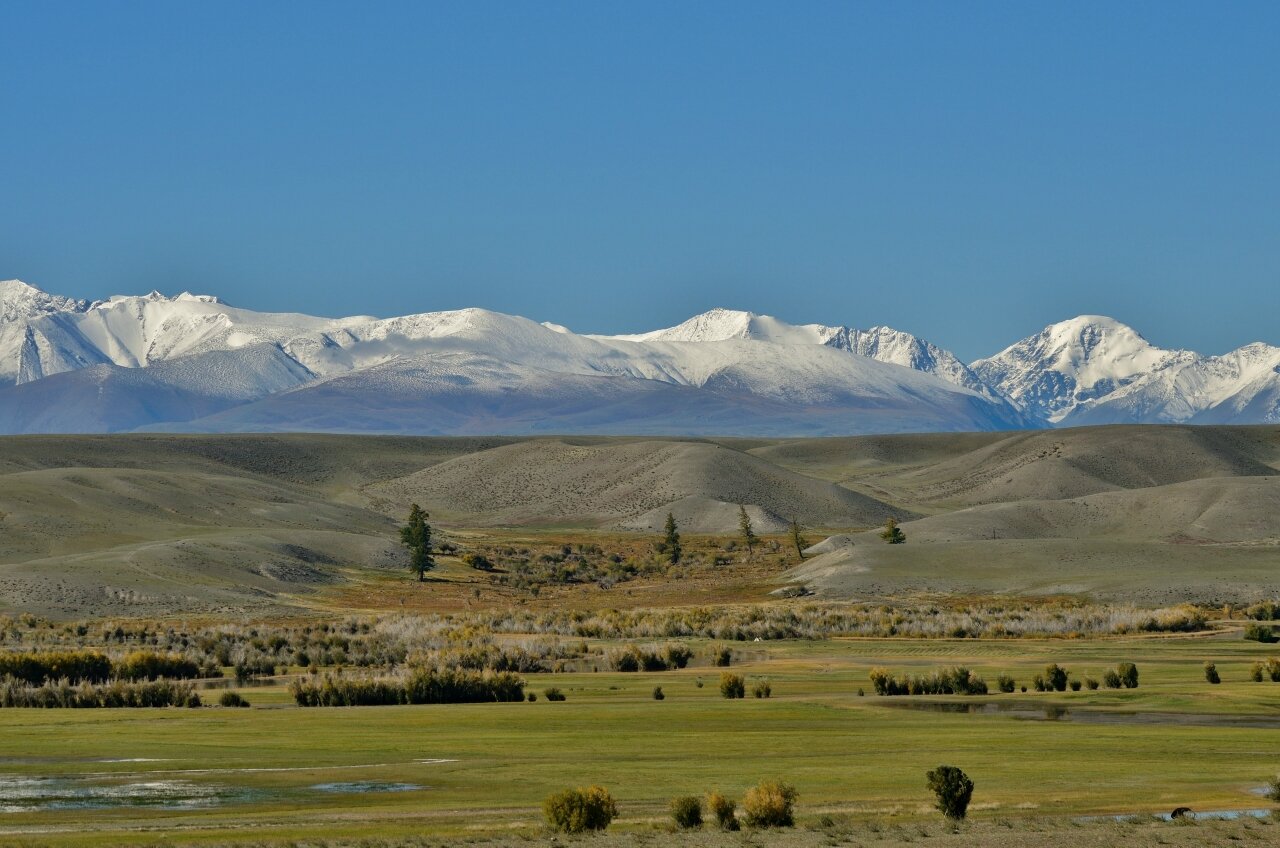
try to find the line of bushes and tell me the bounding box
[607,643,694,672]
[0,649,210,685]
[0,677,202,708]
[871,663,1139,696]
[289,667,525,706]
[869,666,988,696]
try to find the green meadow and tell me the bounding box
[2,630,1278,846]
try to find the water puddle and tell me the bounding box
[874,700,1280,728]
[311,781,422,794]
[1079,809,1273,822]
[0,775,254,813]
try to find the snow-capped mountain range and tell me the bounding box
[0,278,1276,435]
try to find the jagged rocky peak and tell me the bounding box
[0,279,91,322]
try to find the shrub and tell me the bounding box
[719,673,745,699]
[219,691,249,708]
[1244,623,1278,643]
[868,666,986,696]
[0,650,112,685]
[1084,676,1099,690]
[0,678,201,709]
[1116,662,1139,689]
[663,644,694,669]
[707,791,738,830]
[753,680,772,699]
[1251,662,1265,682]
[543,785,617,833]
[544,687,566,702]
[1203,662,1221,684]
[996,674,1016,694]
[714,647,733,667]
[1102,669,1122,689]
[1267,778,1280,802]
[1043,664,1068,692]
[652,686,665,701]
[742,779,798,828]
[115,650,201,681]
[1268,657,1280,682]
[1069,679,1082,691]
[527,691,537,702]
[289,668,525,706]
[670,795,703,828]
[926,765,974,820]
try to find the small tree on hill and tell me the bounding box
[789,518,807,560]
[738,506,758,559]
[663,512,682,565]
[926,765,974,820]
[881,517,906,544]
[400,503,435,581]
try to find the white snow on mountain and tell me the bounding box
[973,315,1280,426]
[602,308,1000,400]
[3,280,1278,434]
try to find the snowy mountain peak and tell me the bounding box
[973,315,1184,423]
[0,279,90,322]
[614,308,830,345]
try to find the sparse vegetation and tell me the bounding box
[543,785,617,833]
[881,517,906,544]
[741,779,798,828]
[869,666,987,696]
[669,795,702,828]
[926,765,974,820]
[707,791,739,830]
[719,672,746,699]
[289,668,524,706]
[219,691,250,708]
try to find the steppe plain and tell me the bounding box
[1,425,1280,847]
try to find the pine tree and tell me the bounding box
[400,503,435,581]
[738,505,758,559]
[663,512,682,565]
[880,517,906,544]
[789,518,807,560]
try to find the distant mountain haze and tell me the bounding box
[1,279,1276,435]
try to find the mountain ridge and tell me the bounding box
[2,278,1278,434]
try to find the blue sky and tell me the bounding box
[2,1,1278,360]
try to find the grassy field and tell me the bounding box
[2,629,1279,846]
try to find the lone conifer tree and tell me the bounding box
[789,518,807,560]
[738,505,758,558]
[400,503,435,581]
[880,517,906,544]
[663,512,682,565]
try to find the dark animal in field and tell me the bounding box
[1170,807,1194,819]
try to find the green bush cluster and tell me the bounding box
[219,691,250,708]
[742,780,799,827]
[0,649,112,685]
[289,668,525,706]
[926,765,974,820]
[607,643,693,672]
[1244,623,1279,643]
[114,650,201,681]
[543,785,617,833]
[719,673,746,699]
[869,666,988,696]
[1250,657,1280,682]
[0,677,201,708]
[707,791,738,830]
[670,795,702,828]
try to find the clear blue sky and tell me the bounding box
[2,1,1278,360]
